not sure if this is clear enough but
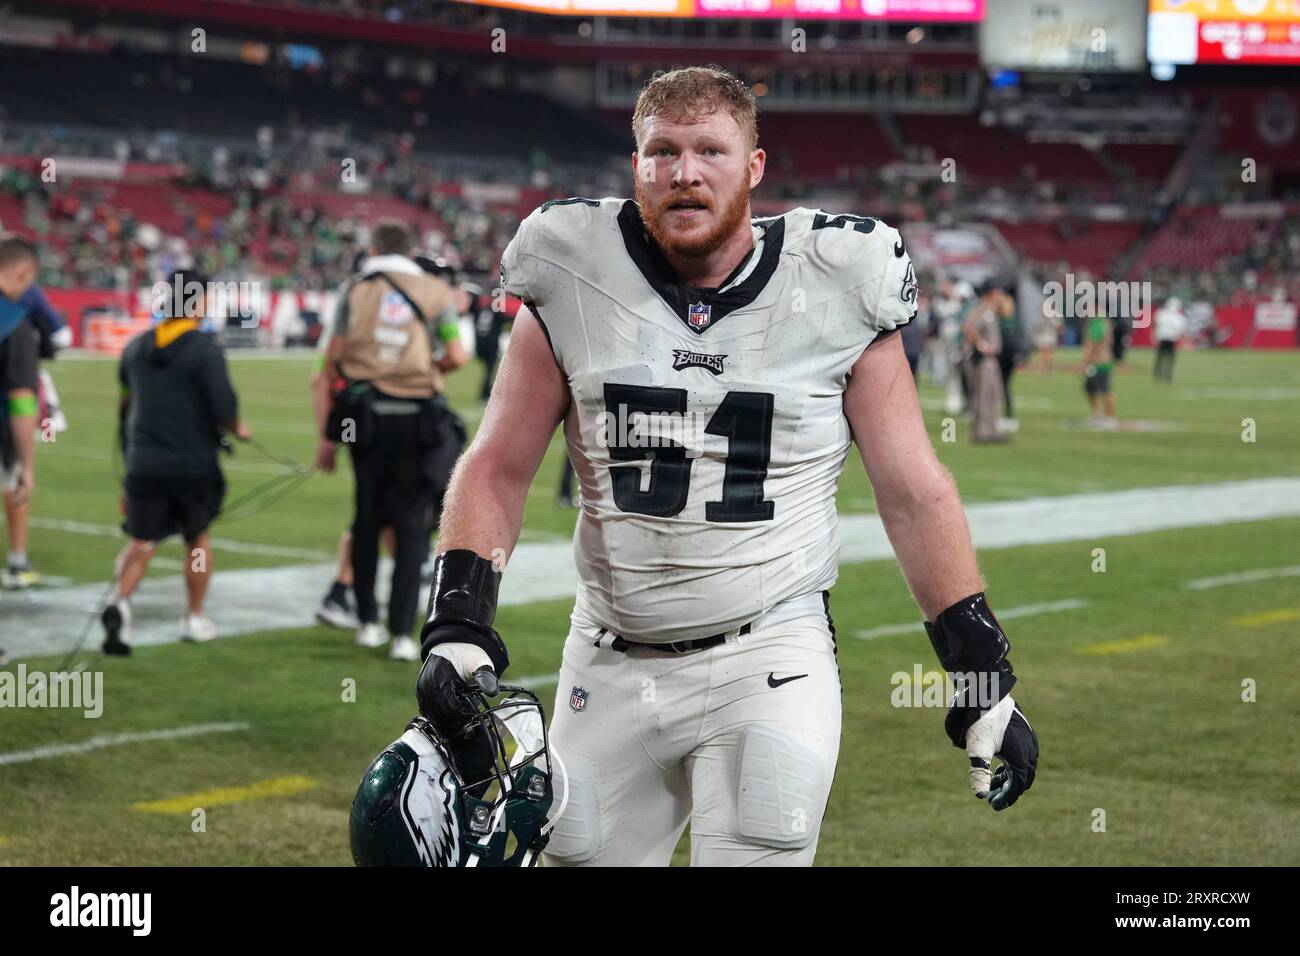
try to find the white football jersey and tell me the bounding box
[501,197,916,643]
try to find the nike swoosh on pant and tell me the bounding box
[767,673,808,688]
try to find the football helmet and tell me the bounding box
[349,681,556,867]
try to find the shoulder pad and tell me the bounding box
[781,207,917,334]
[499,197,625,305]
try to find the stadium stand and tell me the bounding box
[0,2,1295,323]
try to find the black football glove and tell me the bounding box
[416,625,500,723]
[925,592,1039,811]
[963,697,1038,811]
[414,550,511,797]
[415,628,501,798]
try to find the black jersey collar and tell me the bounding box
[617,199,785,335]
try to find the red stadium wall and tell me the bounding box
[48,289,1295,352]
[1199,305,1297,350]
[45,289,137,348]
[1129,304,1297,350]
[46,287,353,352]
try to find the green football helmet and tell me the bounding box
[349,682,555,867]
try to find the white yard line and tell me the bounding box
[838,477,1300,562]
[28,517,333,561]
[854,598,1088,641]
[5,478,1298,662]
[0,722,250,766]
[1173,387,1300,401]
[1183,565,1300,591]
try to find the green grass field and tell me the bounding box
[2,347,1298,865]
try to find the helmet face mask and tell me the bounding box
[349,683,555,867]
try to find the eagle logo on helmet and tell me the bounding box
[395,747,460,868]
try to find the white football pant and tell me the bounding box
[542,590,841,867]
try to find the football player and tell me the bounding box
[415,66,1038,866]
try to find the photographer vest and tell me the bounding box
[338,270,456,399]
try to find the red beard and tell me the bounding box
[635,174,751,262]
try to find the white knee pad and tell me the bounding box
[540,749,602,864]
[736,724,830,850]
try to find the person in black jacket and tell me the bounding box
[100,271,250,655]
[471,284,506,403]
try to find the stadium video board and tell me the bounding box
[452,0,985,21]
[1148,0,1300,65]
[980,0,1148,72]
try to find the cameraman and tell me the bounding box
[315,222,466,661]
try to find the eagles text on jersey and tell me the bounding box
[500,197,917,643]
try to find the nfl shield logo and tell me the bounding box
[569,686,590,713]
[688,302,712,330]
[379,291,413,325]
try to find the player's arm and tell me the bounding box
[433,303,468,373]
[309,332,336,436]
[203,348,249,442]
[437,337,468,372]
[846,331,1038,810]
[846,331,980,618]
[435,304,567,564]
[416,305,568,718]
[313,325,346,472]
[309,368,332,436]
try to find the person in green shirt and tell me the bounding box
[1082,307,1117,428]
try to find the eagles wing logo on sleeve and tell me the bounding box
[899,261,918,306]
[671,349,727,376]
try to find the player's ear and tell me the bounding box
[749,147,766,190]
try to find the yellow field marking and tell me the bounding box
[1231,608,1300,628]
[0,835,9,849]
[1076,634,1169,656]
[893,669,948,683]
[133,775,316,814]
